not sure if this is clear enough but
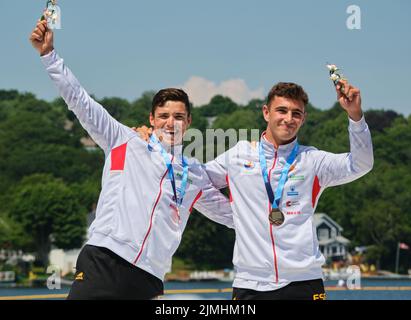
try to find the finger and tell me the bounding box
[37,22,46,33]
[30,32,42,42]
[338,79,348,87]
[350,88,361,100]
[36,20,48,32]
[337,79,348,94]
[33,28,45,38]
[335,82,344,100]
[340,96,349,107]
[351,88,360,96]
[345,85,354,101]
[346,85,360,101]
[45,28,54,42]
[43,21,49,32]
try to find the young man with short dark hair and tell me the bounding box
[30,20,234,300]
[205,81,373,300]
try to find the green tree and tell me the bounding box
[6,174,87,267]
[199,95,239,117]
[124,91,154,127]
[189,108,209,132]
[0,214,29,250]
[175,211,235,269]
[0,110,103,191]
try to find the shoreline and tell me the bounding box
[1,274,411,289]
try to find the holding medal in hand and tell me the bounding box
[29,13,236,299]
[327,64,362,121]
[30,19,54,56]
[205,73,373,299]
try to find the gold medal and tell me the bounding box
[269,208,285,226]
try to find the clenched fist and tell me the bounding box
[30,20,54,56]
[335,79,363,122]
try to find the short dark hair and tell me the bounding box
[151,88,191,116]
[266,82,309,107]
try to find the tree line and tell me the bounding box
[0,89,410,273]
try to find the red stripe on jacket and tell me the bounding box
[312,175,321,208]
[268,151,279,283]
[133,155,174,264]
[189,191,203,213]
[226,175,233,203]
[111,143,128,171]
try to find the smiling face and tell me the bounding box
[149,101,192,145]
[263,96,306,147]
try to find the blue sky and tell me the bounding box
[1,0,410,115]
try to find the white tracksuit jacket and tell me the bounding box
[205,118,374,291]
[41,51,234,281]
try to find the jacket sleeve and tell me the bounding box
[193,169,234,229]
[40,50,133,156]
[204,146,237,189]
[315,116,374,188]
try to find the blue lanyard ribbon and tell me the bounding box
[259,141,299,209]
[150,134,188,208]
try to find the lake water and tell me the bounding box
[1,279,411,300]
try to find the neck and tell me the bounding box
[264,129,296,148]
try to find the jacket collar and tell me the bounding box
[149,132,184,157]
[260,131,298,158]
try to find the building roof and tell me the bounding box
[318,235,350,246]
[314,213,343,232]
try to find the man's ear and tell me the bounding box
[149,113,155,127]
[262,104,270,123]
[301,111,307,126]
[187,114,192,128]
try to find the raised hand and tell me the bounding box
[336,79,363,122]
[132,125,153,142]
[29,20,54,56]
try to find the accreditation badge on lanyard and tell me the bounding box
[259,142,299,226]
[150,135,188,224]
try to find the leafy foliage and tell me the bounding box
[0,88,410,271]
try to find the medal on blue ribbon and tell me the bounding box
[259,141,299,226]
[150,134,188,222]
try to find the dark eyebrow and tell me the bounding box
[275,106,304,113]
[292,109,304,114]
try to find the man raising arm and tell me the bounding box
[205,80,373,300]
[30,20,234,300]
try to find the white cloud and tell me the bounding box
[178,76,265,106]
